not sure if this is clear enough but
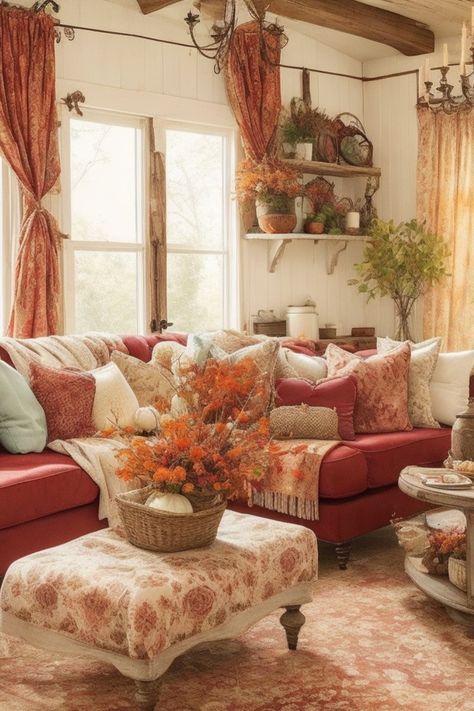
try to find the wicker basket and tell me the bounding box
[116,485,226,553]
[253,320,286,337]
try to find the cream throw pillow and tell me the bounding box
[111,351,174,407]
[275,348,328,382]
[377,336,442,428]
[91,362,139,430]
[430,351,474,425]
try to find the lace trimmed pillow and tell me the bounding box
[377,336,442,428]
[270,405,340,440]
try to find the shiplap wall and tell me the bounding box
[14,0,407,336]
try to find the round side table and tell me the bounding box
[399,466,474,630]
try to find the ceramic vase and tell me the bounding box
[452,397,474,461]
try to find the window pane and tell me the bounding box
[166,130,225,249]
[73,251,140,333]
[70,119,142,243]
[167,253,224,332]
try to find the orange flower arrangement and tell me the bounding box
[112,357,272,501]
[236,158,303,207]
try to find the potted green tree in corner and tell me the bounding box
[348,218,449,341]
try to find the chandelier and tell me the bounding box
[418,17,474,113]
[184,0,288,74]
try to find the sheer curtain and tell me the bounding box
[417,109,474,351]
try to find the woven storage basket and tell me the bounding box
[116,484,226,553]
[253,320,286,337]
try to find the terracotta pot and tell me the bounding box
[451,397,474,461]
[448,556,467,592]
[258,213,297,234]
[304,221,325,235]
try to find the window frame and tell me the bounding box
[60,106,148,335]
[162,120,238,332]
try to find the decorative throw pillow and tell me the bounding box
[0,361,47,453]
[377,336,442,428]
[210,329,263,354]
[209,339,280,417]
[151,341,190,375]
[111,351,174,407]
[430,350,474,426]
[91,362,139,430]
[275,348,328,383]
[275,375,357,440]
[29,362,96,443]
[270,405,339,440]
[325,342,412,434]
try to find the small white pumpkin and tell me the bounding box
[134,406,160,433]
[146,492,193,514]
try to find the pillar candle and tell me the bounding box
[346,211,360,230]
[424,57,430,83]
[460,23,467,75]
[443,43,449,67]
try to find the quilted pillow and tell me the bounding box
[325,342,412,434]
[275,375,357,440]
[270,405,339,440]
[91,362,139,430]
[111,351,174,407]
[29,362,96,443]
[377,336,441,428]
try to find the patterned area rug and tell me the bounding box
[1,527,473,711]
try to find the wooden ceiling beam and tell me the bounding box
[269,0,435,56]
[136,0,435,56]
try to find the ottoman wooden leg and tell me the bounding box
[335,541,352,570]
[134,678,162,709]
[280,605,306,650]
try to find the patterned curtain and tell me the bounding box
[417,109,474,351]
[0,6,61,337]
[225,21,281,161]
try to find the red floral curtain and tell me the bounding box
[225,21,281,161]
[0,6,61,337]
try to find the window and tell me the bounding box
[165,125,237,333]
[62,110,147,334]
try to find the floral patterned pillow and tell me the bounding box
[377,336,442,428]
[325,342,412,434]
[111,351,174,407]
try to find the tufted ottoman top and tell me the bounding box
[0,511,317,664]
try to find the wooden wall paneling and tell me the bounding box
[162,44,198,100]
[144,41,164,95]
[120,37,146,91]
[196,55,228,105]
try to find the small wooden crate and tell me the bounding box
[253,320,286,337]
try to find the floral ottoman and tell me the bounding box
[0,510,317,708]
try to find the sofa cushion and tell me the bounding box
[318,445,368,499]
[121,333,188,363]
[0,451,99,530]
[0,361,47,454]
[347,427,452,489]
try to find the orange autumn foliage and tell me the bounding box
[114,357,272,500]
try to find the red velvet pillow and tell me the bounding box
[29,362,96,443]
[275,375,357,440]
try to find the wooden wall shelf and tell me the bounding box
[244,233,369,274]
[283,159,381,179]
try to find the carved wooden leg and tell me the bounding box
[134,678,162,709]
[280,605,306,650]
[335,541,352,570]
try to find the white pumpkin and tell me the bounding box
[134,406,160,433]
[146,492,193,514]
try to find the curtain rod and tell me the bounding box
[56,22,400,83]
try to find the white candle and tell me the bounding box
[443,43,449,67]
[346,211,360,230]
[418,67,424,95]
[460,23,467,75]
[424,57,430,83]
[472,6,474,36]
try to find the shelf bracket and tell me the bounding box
[325,240,348,275]
[268,239,292,273]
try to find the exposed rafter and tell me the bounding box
[136,0,435,56]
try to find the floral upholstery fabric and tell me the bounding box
[111,351,173,407]
[377,336,441,428]
[325,343,412,434]
[0,511,317,661]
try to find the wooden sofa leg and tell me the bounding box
[134,678,162,709]
[335,541,352,570]
[280,605,306,650]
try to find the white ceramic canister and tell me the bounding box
[286,303,319,340]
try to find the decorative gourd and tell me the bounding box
[134,406,160,433]
[146,492,193,514]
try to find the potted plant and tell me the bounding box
[304,212,326,234]
[236,158,303,234]
[348,219,449,341]
[422,528,466,576]
[280,99,314,160]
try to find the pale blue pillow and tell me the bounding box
[0,360,47,453]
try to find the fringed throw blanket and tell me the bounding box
[0,333,127,379]
[251,439,341,521]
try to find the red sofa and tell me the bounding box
[0,335,457,574]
